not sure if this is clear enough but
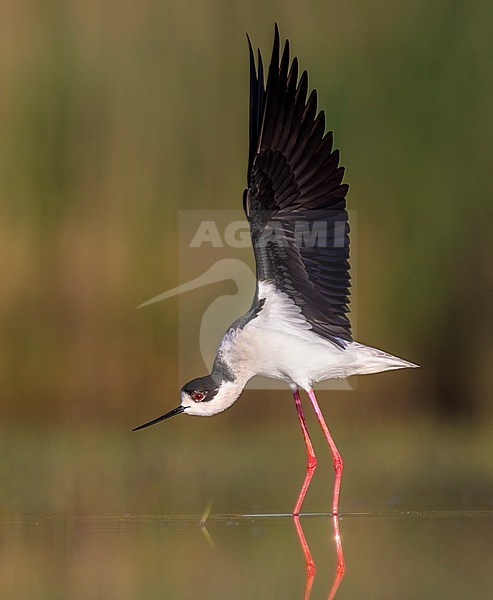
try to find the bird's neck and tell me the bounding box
[212,353,252,389]
[207,356,251,416]
[202,374,245,416]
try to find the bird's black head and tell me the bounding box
[132,375,219,431]
[180,373,244,417]
[133,374,243,431]
[181,375,220,405]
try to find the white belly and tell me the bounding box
[252,331,347,387]
[226,326,416,389]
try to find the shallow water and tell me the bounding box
[2,510,492,599]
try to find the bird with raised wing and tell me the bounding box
[134,25,418,516]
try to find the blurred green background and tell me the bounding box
[1,0,492,518]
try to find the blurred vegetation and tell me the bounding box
[1,418,492,515]
[0,0,492,522]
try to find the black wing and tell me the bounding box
[244,25,351,347]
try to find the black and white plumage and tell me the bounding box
[134,27,417,516]
[245,26,351,348]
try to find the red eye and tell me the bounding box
[193,392,205,402]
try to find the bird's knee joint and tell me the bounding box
[307,456,317,469]
[333,458,343,475]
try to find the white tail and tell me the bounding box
[349,341,419,376]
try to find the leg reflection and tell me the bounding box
[328,514,345,600]
[293,514,345,600]
[293,515,316,600]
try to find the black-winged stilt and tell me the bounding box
[134,25,418,518]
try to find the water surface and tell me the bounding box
[2,510,492,599]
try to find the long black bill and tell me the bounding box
[132,405,185,431]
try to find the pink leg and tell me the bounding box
[292,389,317,516]
[307,389,343,516]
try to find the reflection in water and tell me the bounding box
[294,514,345,599]
[2,511,493,598]
[200,500,216,548]
[293,515,316,599]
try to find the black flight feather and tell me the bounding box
[244,25,351,347]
